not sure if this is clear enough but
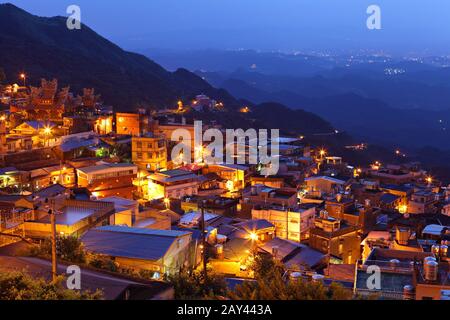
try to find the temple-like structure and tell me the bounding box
[10,79,100,121]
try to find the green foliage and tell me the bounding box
[25,236,86,263]
[250,252,284,278]
[0,271,102,300]
[229,253,353,300]
[167,269,228,300]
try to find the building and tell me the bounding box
[10,79,68,121]
[242,185,298,210]
[204,164,249,192]
[309,212,361,264]
[414,255,450,300]
[30,164,75,191]
[251,204,316,242]
[250,175,285,189]
[131,135,167,171]
[354,248,435,300]
[408,191,438,214]
[77,163,138,199]
[94,115,113,135]
[304,176,347,196]
[147,169,200,200]
[4,135,33,154]
[56,131,101,160]
[369,165,417,184]
[81,226,193,276]
[181,196,239,217]
[209,237,254,277]
[10,121,58,147]
[116,112,151,136]
[99,196,139,227]
[24,199,115,238]
[259,237,326,272]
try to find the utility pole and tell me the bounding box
[46,198,58,283]
[200,200,207,281]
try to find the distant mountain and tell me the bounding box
[144,48,335,76]
[0,3,335,135]
[0,3,238,111]
[197,70,450,149]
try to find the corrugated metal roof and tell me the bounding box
[234,219,275,231]
[81,226,191,261]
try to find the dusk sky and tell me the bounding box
[4,0,450,54]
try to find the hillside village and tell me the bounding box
[0,78,449,300]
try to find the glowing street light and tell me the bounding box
[426,176,433,185]
[248,232,258,241]
[43,126,52,146]
[398,205,408,214]
[20,73,26,86]
[163,197,170,209]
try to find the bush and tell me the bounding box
[22,236,86,263]
[0,271,102,300]
[167,269,228,300]
[229,253,353,300]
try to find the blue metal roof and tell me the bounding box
[81,226,191,261]
[94,225,191,237]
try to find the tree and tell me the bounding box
[167,269,228,300]
[26,236,86,263]
[0,271,102,300]
[229,253,353,300]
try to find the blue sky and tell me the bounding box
[4,0,450,54]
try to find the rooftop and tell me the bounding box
[81,226,191,261]
[78,163,137,175]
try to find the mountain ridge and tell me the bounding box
[0,3,335,135]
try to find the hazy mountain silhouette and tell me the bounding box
[0,3,335,135]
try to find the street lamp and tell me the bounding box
[20,73,26,87]
[44,126,52,147]
[249,232,258,241]
[319,149,326,160]
[163,197,170,209]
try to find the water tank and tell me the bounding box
[440,245,448,258]
[432,244,441,256]
[403,285,415,300]
[390,259,401,268]
[290,272,302,282]
[424,260,438,281]
[312,274,325,283]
